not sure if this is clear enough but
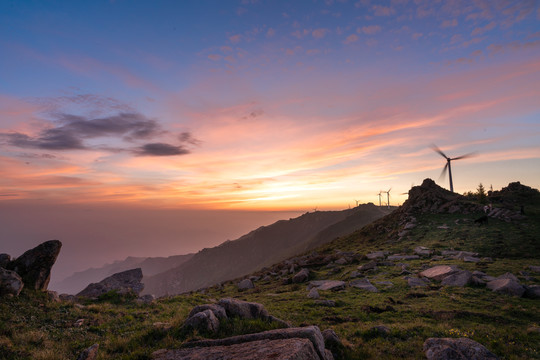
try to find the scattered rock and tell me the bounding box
[77,343,99,360]
[407,277,430,287]
[237,278,255,290]
[183,309,220,334]
[523,285,540,299]
[357,261,377,272]
[419,265,459,281]
[496,272,519,282]
[463,256,481,263]
[218,298,270,320]
[137,294,156,304]
[370,325,391,335]
[486,278,525,297]
[74,319,85,327]
[349,278,378,292]
[528,265,540,273]
[308,280,346,291]
[441,270,472,287]
[349,271,361,278]
[77,268,144,298]
[47,290,60,302]
[188,304,228,320]
[6,240,62,291]
[292,268,310,283]
[423,337,498,359]
[335,257,349,265]
[366,251,386,260]
[308,288,320,299]
[414,246,432,256]
[0,267,24,296]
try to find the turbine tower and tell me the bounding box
[377,191,383,207]
[431,144,475,193]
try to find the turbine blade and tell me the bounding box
[451,152,477,160]
[439,163,448,181]
[430,144,448,159]
[388,187,392,193]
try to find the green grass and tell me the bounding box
[2,195,540,359]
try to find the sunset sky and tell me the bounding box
[1,1,539,280]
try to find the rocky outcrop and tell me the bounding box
[237,279,254,290]
[183,309,220,334]
[349,278,378,292]
[486,278,525,297]
[419,265,459,282]
[0,254,10,268]
[292,268,310,283]
[218,298,270,320]
[6,240,62,290]
[0,267,24,296]
[77,268,144,298]
[423,337,498,359]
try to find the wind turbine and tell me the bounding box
[354,199,359,207]
[385,188,392,208]
[431,145,475,193]
[377,191,383,207]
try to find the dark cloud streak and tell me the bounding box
[135,143,190,156]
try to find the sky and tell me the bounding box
[1,1,540,280]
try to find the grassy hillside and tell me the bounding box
[1,182,539,359]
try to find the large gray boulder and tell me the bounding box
[77,268,144,298]
[237,279,254,290]
[423,337,498,359]
[6,240,62,290]
[153,338,322,360]
[183,309,220,334]
[419,265,459,282]
[218,298,270,320]
[308,280,346,291]
[0,267,24,296]
[349,278,378,292]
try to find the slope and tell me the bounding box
[143,203,391,296]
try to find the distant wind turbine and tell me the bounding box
[377,191,383,207]
[385,188,392,208]
[354,199,359,207]
[431,144,475,193]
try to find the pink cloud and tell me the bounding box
[266,28,275,37]
[359,25,382,34]
[412,32,423,40]
[372,5,395,16]
[471,21,496,36]
[312,28,328,39]
[229,34,242,43]
[208,54,222,61]
[440,19,458,28]
[343,34,359,44]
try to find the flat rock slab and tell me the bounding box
[349,278,378,292]
[424,337,498,359]
[441,270,472,287]
[153,338,321,360]
[387,255,420,261]
[183,326,328,360]
[419,265,459,281]
[366,251,386,260]
[407,277,430,287]
[309,280,346,291]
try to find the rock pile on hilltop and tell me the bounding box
[0,240,61,297]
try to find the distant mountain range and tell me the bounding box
[142,203,392,296]
[50,253,194,294]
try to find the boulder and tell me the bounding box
[414,246,432,256]
[441,270,472,287]
[322,329,343,358]
[524,285,540,299]
[183,309,220,334]
[314,300,336,307]
[237,279,255,290]
[77,268,144,298]
[308,280,346,291]
[0,254,10,268]
[366,251,386,260]
[154,338,321,360]
[496,272,519,282]
[423,337,498,359]
[463,256,481,263]
[419,265,459,281]
[0,267,24,296]
[407,277,430,287]
[6,240,61,290]
[357,261,377,272]
[486,278,525,297]
[181,326,330,360]
[188,304,228,319]
[218,298,270,320]
[308,288,320,299]
[137,294,156,304]
[292,268,310,283]
[529,265,540,273]
[349,278,378,292]
[77,343,99,360]
[334,257,349,265]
